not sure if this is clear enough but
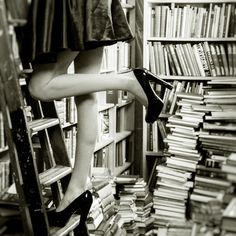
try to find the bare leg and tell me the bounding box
[29,47,148,212]
[56,49,103,212]
[28,49,148,106]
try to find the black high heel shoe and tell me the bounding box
[47,190,93,228]
[133,68,173,123]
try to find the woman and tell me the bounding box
[20,0,172,233]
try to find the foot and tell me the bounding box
[47,190,93,227]
[56,188,85,212]
[126,70,148,107]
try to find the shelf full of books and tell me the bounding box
[143,0,236,233]
[91,100,135,181]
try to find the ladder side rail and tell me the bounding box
[0,1,49,235]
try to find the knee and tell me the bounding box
[28,76,53,102]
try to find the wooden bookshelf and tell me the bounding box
[142,0,236,232]
[148,37,236,42]
[90,0,136,180]
[142,0,236,180]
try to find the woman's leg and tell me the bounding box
[28,48,148,106]
[29,47,148,212]
[56,49,103,212]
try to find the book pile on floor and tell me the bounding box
[88,181,126,236]
[222,153,236,184]
[152,164,193,227]
[189,160,231,226]
[152,91,206,233]
[164,92,204,173]
[134,191,154,235]
[221,197,236,235]
[114,175,152,236]
[197,84,236,156]
[190,84,236,227]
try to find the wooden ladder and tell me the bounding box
[0,1,82,235]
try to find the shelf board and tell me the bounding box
[115,131,133,143]
[154,75,236,81]
[114,161,133,176]
[145,151,164,157]
[94,137,114,152]
[207,80,236,85]
[148,37,236,42]
[117,99,133,109]
[62,122,77,129]
[98,104,115,112]
[147,0,236,3]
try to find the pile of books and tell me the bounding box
[114,175,152,235]
[88,181,125,235]
[153,222,193,236]
[152,164,193,226]
[134,192,154,235]
[164,92,204,172]
[198,85,236,156]
[222,153,236,184]
[221,197,236,234]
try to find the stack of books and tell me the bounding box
[198,86,236,156]
[114,175,150,235]
[152,164,192,226]
[134,190,153,235]
[222,153,236,184]
[189,163,228,225]
[153,222,193,236]
[88,181,122,235]
[164,92,204,173]
[221,197,236,234]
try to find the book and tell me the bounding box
[114,175,139,184]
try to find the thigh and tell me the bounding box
[74,47,104,74]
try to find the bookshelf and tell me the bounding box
[90,0,136,182]
[143,0,236,233]
[142,0,236,180]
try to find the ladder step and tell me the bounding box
[39,165,72,186]
[28,118,60,134]
[50,214,81,236]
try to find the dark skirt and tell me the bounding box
[20,0,134,63]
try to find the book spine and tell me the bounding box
[203,42,216,76]
[155,6,161,37]
[215,44,225,75]
[227,43,233,76]
[210,44,221,76]
[168,44,182,76]
[219,44,229,75]
[192,44,206,77]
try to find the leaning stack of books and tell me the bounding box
[222,153,236,184]
[198,86,236,156]
[133,190,153,235]
[88,181,122,235]
[114,175,150,235]
[189,163,228,226]
[164,92,204,173]
[87,196,104,232]
[221,197,236,235]
[152,91,205,231]
[152,164,193,228]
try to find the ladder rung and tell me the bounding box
[50,214,81,236]
[39,165,72,186]
[28,118,60,134]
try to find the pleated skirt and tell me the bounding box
[20,0,133,63]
